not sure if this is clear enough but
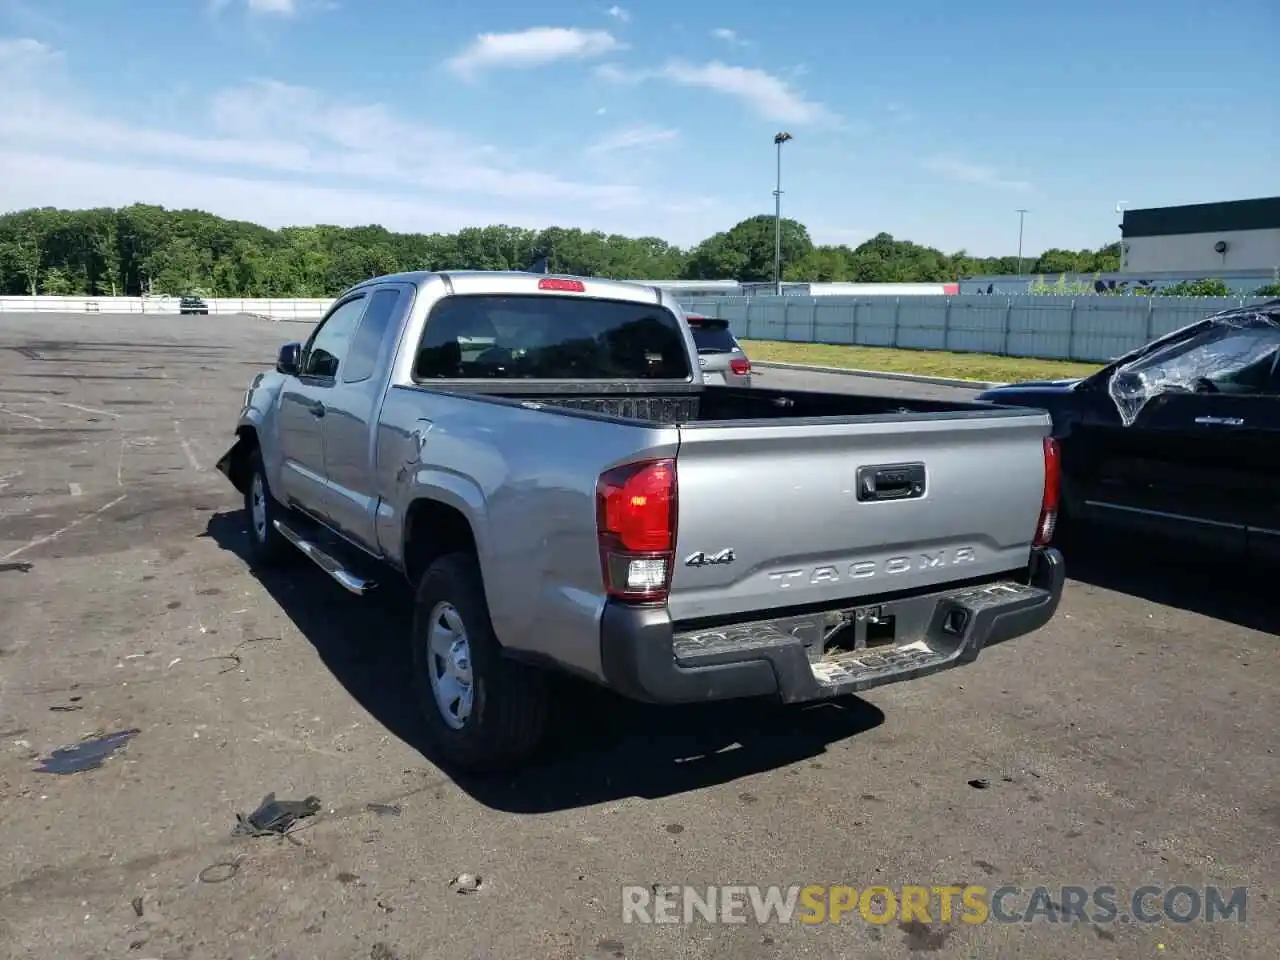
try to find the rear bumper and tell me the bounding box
[599,547,1065,704]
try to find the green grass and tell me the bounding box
[741,340,1103,383]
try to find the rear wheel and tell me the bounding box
[244,447,292,567]
[410,552,549,773]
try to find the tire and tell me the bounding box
[244,447,293,567]
[410,552,549,773]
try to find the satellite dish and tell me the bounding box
[1213,240,1229,254]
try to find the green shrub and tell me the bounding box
[1156,278,1231,297]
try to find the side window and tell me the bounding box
[1128,327,1280,396]
[343,288,403,383]
[302,296,367,379]
[1109,321,1280,422]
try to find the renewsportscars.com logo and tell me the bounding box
[622,884,1249,926]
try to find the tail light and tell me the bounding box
[729,357,752,376]
[1034,437,1061,546]
[596,458,677,603]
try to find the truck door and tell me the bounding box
[1073,317,1280,555]
[1244,354,1280,562]
[317,284,412,552]
[277,293,369,518]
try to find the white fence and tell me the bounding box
[0,295,330,320]
[681,294,1275,363]
[1,292,1274,363]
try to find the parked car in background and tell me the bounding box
[180,295,209,315]
[686,313,752,386]
[977,300,1280,560]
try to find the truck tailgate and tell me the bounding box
[667,411,1051,623]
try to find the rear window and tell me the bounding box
[688,319,737,354]
[413,294,692,381]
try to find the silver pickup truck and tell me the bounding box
[216,271,1065,772]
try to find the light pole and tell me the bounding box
[1115,201,1129,270]
[1015,208,1028,276]
[773,131,793,296]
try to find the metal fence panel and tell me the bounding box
[894,297,945,351]
[678,293,1272,363]
[942,296,1013,355]
[812,298,859,345]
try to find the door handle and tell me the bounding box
[1194,416,1243,426]
[307,400,326,418]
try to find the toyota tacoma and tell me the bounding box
[216,270,1065,772]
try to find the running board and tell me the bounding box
[272,518,377,595]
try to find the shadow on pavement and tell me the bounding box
[204,510,886,813]
[1058,529,1280,636]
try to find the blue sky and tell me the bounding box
[0,0,1276,256]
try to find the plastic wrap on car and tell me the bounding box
[1106,310,1280,426]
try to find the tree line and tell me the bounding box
[0,203,1126,298]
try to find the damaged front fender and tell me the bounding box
[215,432,256,495]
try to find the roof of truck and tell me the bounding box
[349,269,662,296]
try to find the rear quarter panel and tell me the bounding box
[375,385,679,679]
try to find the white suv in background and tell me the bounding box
[686,314,753,387]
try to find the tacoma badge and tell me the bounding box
[685,548,735,567]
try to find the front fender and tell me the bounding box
[216,373,281,494]
[215,432,255,493]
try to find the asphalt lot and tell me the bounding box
[0,311,1276,960]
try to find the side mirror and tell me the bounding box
[276,342,301,376]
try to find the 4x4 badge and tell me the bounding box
[685,549,735,567]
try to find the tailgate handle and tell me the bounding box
[857,463,926,502]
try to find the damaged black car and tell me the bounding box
[978,300,1280,560]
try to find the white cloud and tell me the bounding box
[711,27,748,47]
[605,5,630,23]
[0,35,59,67]
[0,37,718,242]
[208,0,331,19]
[0,150,503,233]
[248,0,297,14]
[595,59,833,125]
[446,27,621,79]
[586,124,679,156]
[923,157,1031,192]
[662,61,828,123]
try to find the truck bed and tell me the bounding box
[384,379,1052,623]
[430,383,996,426]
